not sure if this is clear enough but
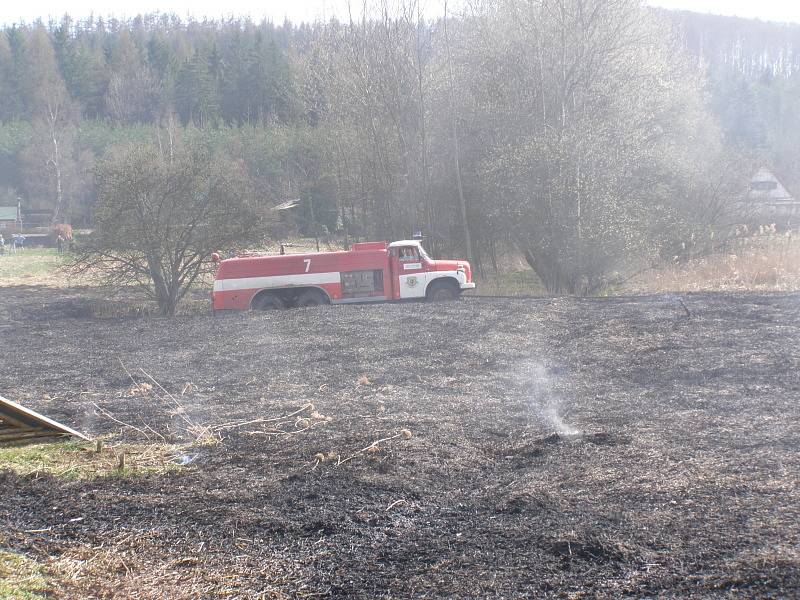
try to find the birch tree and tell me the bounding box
[18,26,77,224]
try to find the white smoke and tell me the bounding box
[523,361,579,436]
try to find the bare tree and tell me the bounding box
[302,1,437,241]
[74,141,264,316]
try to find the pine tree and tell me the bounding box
[174,50,219,126]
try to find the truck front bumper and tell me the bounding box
[460,282,476,290]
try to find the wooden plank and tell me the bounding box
[0,395,88,441]
[0,428,41,439]
[0,431,64,448]
[0,410,31,430]
[0,431,46,440]
[0,431,61,445]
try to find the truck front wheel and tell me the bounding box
[426,280,461,302]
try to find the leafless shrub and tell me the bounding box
[72,140,264,316]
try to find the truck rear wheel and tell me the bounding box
[426,280,460,302]
[252,292,285,310]
[296,289,330,307]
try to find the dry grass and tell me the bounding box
[473,269,545,297]
[472,235,800,297]
[47,536,305,600]
[50,541,221,600]
[625,234,800,293]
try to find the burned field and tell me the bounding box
[1,288,799,598]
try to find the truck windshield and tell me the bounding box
[418,245,431,261]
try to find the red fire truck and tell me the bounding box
[212,240,475,310]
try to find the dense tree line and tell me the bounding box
[0,15,298,125]
[0,2,798,293]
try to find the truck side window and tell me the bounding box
[399,247,419,261]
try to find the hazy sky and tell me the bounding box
[1,0,799,26]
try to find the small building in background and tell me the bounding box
[0,205,66,246]
[21,208,54,229]
[742,168,799,229]
[0,205,19,232]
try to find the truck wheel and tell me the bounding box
[296,289,329,307]
[426,280,460,302]
[253,293,285,310]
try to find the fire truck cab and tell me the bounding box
[212,240,475,311]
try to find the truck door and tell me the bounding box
[392,246,427,299]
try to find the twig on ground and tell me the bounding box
[117,357,139,388]
[187,424,222,445]
[91,401,152,441]
[386,499,408,511]
[212,403,314,432]
[337,429,412,466]
[136,415,167,443]
[243,423,315,437]
[138,368,198,431]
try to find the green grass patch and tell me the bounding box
[0,549,49,600]
[0,248,70,283]
[0,440,90,478]
[0,440,187,480]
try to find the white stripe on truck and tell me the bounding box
[214,271,341,292]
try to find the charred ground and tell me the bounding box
[1,287,799,598]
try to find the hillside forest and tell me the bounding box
[1,0,799,293]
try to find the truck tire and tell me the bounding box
[253,292,285,310]
[426,280,460,302]
[296,289,329,307]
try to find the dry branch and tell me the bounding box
[336,429,412,466]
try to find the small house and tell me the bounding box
[742,168,799,229]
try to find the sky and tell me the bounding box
[1,0,799,27]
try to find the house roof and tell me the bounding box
[748,168,794,203]
[0,206,17,221]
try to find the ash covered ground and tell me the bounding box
[1,286,799,598]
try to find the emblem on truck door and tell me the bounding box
[406,276,418,288]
